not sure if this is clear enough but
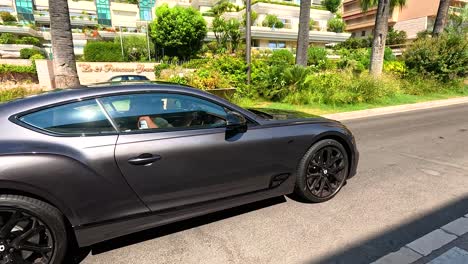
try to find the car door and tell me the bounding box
[100,92,276,212]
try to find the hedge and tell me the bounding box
[83,41,124,62]
[0,64,37,83]
[20,48,45,59]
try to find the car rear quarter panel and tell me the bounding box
[0,118,149,227]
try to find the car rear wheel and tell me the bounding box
[294,139,349,203]
[0,195,67,264]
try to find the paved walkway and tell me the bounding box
[373,215,468,264]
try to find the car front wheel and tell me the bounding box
[294,139,349,203]
[0,195,67,264]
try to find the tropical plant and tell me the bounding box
[307,47,328,68]
[49,0,81,88]
[262,14,284,28]
[0,33,17,44]
[242,10,258,26]
[20,48,46,59]
[360,0,407,76]
[323,0,342,13]
[150,4,207,59]
[327,17,346,33]
[296,0,312,66]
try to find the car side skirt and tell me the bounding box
[74,177,295,247]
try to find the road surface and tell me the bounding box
[81,103,468,264]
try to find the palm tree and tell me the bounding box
[296,0,312,66]
[433,0,451,36]
[361,0,406,76]
[49,0,81,88]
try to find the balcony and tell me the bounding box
[250,26,351,43]
[0,25,43,38]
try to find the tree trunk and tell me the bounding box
[296,0,311,66]
[49,0,81,88]
[369,0,390,76]
[433,0,451,36]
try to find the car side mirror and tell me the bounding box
[226,111,247,134]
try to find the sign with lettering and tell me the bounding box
[78,63,156,74]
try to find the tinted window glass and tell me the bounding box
[99,93,227,132]
[20,100,115,136]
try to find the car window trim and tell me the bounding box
[10,98,119,138]
[95,91,256,135]
[10,90,259,137]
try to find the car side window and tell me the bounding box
[19,99,116,136]
[99,93,228,133]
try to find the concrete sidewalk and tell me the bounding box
[373,215,468,264]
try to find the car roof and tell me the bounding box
[109,75,148,78]
[0,83,236,116]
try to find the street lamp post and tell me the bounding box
[146,21,151,61]
[246,0,252,85]
[119,25,124,60]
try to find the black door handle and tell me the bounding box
[128,154,161,166]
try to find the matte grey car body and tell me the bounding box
[0,83,358,252]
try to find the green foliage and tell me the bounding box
[29,53,46,60]
[0,33,17,44]
[403,32,468,82]
[334,37,371,50]
[386,27,407,45]
[446,5,468,35]
[84,41,124,62]
[190,68,230,90]
[211,0,237,16]
[19,48,45,59]
[17,36,42,46]
[181,58,210,69]
[268,49,295,66]
[150,4,207,59]
[242,11,258,26]
[168,75,189,85]
[154,63,171,78]
[0,64,36,74]
[212,17,241,52]
[114,35,154,61]
[323,0,341,13]
[262,14,284,29]
[383,60,407,77]
[0,88,40,103]
[337,47,394,72]
[283,72,399,105]
[360,0,407,12]
[307,47,328,68]
[327,17,346,33]
[0,11,16,22]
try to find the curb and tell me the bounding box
[322,97,468,121]
[371,214,468,264]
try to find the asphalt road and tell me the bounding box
[81,103,468,264]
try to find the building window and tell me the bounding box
[96,0,112,26]
[361,31,366,37]
[139,0,155,21]
[15,0,35,22]
[351,32,356,37]
[268,41,286,49]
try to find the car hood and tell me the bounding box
[248,108,327,122]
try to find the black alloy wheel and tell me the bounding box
[294,139,349,203]
[0,195,67,264]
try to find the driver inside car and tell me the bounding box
[130,97,172,130]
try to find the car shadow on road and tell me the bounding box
[79,196,287,260]
[310,195,468,264]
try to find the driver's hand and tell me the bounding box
[138,116,158,129]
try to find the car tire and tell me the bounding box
[293,139,349,203]
[0,194,68,264]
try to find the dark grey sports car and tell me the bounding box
[0,83,358,264]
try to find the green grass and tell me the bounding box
[235,90,468,116]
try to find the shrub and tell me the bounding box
[383,61,407,77]
[0,11,16,23]
[154,63,171,78]
[0,65,37,84]
[20,48,45,59]
[284,72,398,105]
[0,64,36,74]
[17,36,42,47]
[403,33,468,82]
[334,37,371,50]
[307,47,328,68]
[190,69,230,90]
[150,4,207,59]
[262,14,284,29]
[386,27,407,45]
[0,88,34,103]
[182,58,211,69]
[327,17,346,33]
[168,75,189,85]
[0,33,17,44]
[323,0,341,13]
[83,41,124,62]
[268,49,294,66]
